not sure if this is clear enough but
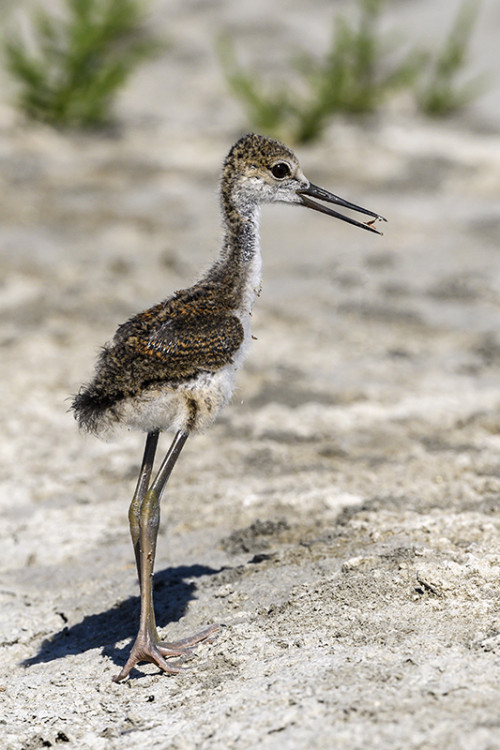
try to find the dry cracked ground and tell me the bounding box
[1,1,500,748]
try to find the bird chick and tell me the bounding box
[72,133,386,682]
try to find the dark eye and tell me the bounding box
[271,162,291,179]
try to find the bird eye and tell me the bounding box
[271,162,291,179]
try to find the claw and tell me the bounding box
[112,624,219,683]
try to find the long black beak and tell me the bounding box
[297,183,387,235]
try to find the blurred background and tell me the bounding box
[1,1,500,747]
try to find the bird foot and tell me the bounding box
[112,624,219,683]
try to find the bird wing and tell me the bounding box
[109,289,245,382]
[143,312,244,374]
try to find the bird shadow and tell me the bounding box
[22,563,223,672]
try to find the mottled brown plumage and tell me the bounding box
[72,285,244,433]
[71,133,385,682]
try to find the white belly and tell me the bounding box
[113,364,237,435]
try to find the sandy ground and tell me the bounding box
[1,1,500,748]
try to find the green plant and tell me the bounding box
[417,0,486,117]
[291,0,424,142]
[4,0,163,128]
[219,0,488,143]
[219,0,423,143]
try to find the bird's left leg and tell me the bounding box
[113,430,216,682]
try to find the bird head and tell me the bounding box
[222,133,386,234]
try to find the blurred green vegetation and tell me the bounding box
[417,1,487,116]
[220,0,487,143]
[1,0,487,137]
[3,0,163,128]
[219,0,423,143]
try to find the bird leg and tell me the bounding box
[113,430,217,683]
[128,429,160,584]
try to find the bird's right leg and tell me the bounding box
[128,430,160,583]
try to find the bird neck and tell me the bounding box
[220,188,260,264]
[202,188,262,313]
